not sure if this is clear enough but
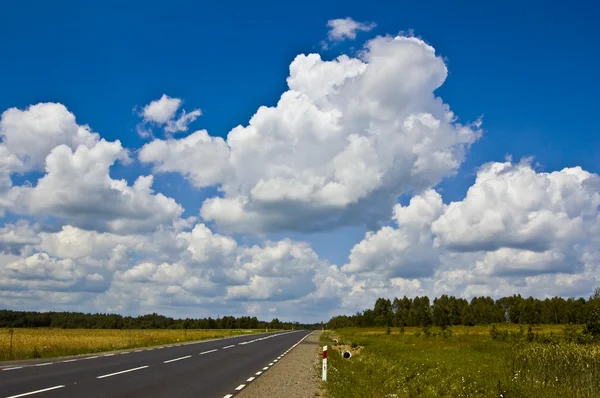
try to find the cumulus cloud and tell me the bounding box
[139,130,230,188]
[10,139,184,234]
[137,94,201,137]
[326,17,376,41]
[0,102,99,171]
[142,34,479,234]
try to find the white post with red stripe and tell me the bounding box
[322,345,328,381]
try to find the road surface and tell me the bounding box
[0,330,313,398]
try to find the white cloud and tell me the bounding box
[139,130,230,188]
[0,221,40,255]
[10,139,184,234]
[137,94,201,137]
[0,102,99,171]
[326,17,376,41]
[342,190,445,278]
[163,34,479,233]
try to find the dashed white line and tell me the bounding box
[223,395,233,398]
[247,376,255,382]
[163,355,192,364]
[222,345,235,349]
[135,350,143,352]
[5,385,65,398]
[97,365,149,379]
[121,352,130,355]
[255,371,262,375]
[200,349,217,355]
[85,356,99,360]
[235,384,246,391]
[2,367,23,371]
[268,362,274,366]
[104,354,115,357]
[263,366,269,370]
[34,363,52,367]
[61,359,78,363]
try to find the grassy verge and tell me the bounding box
[0,328,262,361]
[320,326,600,398]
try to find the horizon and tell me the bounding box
[0,1,599,324]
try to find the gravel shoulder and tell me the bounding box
[236,330,323,398]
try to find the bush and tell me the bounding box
[585,308,600,338]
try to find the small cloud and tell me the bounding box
[135,94,202,138]
[326,17,376,42]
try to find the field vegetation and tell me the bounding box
[321,324,600,398]
[0,328,260,361]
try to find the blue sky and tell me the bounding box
[0,0,598,321]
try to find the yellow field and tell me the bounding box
[0,328,261,361]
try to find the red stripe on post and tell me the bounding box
[323,348,327,359]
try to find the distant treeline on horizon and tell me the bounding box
[0,309,318,330]
[327,293,600,329]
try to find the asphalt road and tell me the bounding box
[0,330,313,398]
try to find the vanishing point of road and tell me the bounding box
[0,330,313,398]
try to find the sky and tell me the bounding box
[0,0,599,323]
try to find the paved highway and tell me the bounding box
[0,330,313,398]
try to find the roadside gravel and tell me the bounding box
[236,330,323,398]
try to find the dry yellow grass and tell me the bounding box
[0,328,260,361]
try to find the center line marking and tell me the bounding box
[6,385,65,398]
[163,355,191,363]
[222,345,235,349]
[2,367,23,371]
[235,384,245,391]
[200,349,217,355]
[97,365,149,379]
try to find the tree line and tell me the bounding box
[0,309,318,330]
[327,290,600,329]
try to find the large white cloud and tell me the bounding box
[0,102,99,171]
[10,139,184,234]
[141,35,480,233]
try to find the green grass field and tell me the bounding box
[0,328,262,361]
[321,325,600,398]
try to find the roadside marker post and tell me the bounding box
[322,345,327,381]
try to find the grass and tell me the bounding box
[321,325,600,398]
[0,328,261,361]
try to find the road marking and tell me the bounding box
[34,363,52,367]
[263,366,269,370]
[104,354,115,357]
[255,371,262,375]
[85,356,99,360]
[135,350,143,352]
[2,367,23,371]
[200,349,217,355]
[235,384,245,391]
[164,355,192,363]
[222,345,235,349]
[269,362,274,366]
[247,376,255,382]
[61,359,78,363]
[6,385,65,398]
[274,359,278,362]
[223,395,233,398]
[158,347,164,349]
[121,352,129,354]
[97,365,149,379]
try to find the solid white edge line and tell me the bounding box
[163,355,192,364]
[235,384,245,391]
[6,385,65,398]
[3,367,23,371]
[97,365,149,379]
[200,349,218,355]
